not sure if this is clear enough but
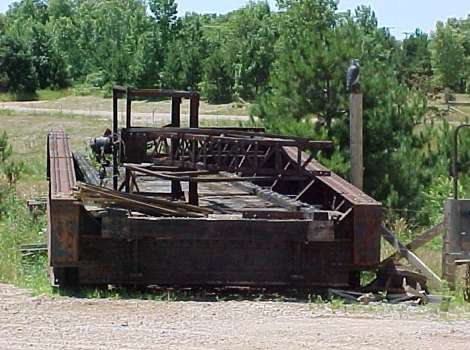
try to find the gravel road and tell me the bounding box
[0,103,251,124]
[1,284,469,350]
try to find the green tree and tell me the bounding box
[48,0,73,18]
[256,0,340,127]
[430,20,466,91]
[399,29,433,90]
[255,1,435,216]
[149,0,178,48]
[161,13,207,90]
[0,35,37,94]
[30,24,69,88]
[225,1,277,100]
[202,47,233,103]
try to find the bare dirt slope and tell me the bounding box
[1,283,469,350]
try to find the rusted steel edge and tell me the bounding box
[283,146,380,206]
[48,131,76,199]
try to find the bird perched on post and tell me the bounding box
[346,59,361,93]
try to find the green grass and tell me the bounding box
[37,88,73,101]
[0,189,50,294]
[0,89,73,102]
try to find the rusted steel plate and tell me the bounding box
[283,146,382,267]
[77,235,354,288]
[48,131,80,266]
[101,216,334,242]
[48,131,76,199]
[283,146,379,206]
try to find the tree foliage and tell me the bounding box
[0,35,37,94]
[430,20,467,91]
[1,0,469,221]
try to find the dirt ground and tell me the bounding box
[1,284,469,350]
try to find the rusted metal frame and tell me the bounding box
[125,165,183,181]
[300,152,316,171]
[170,100,182,199]
[128,89,199,99]
[295,179,317,201]
[189,93,199,128]
[282,147,379,206]
[189,182,198,206]
[108,217,334,242]
[237,144,254,172]
[241,210,307,220]
[112,89,120,190]
[161,170,211,177]
[48,132,77,198]
[334,199,347,211]
[155,137,169,156]
[126,164,281,183]
[200,127,266,133]
[150,158,325,181]
[271,161,293,190]
[256,146,273,173]
[339,207,353,221]
[227,142,243,171]
[171,97,182,127]
[129,172,140,193]
[126,163,285,183]
[178,133,329,149]
[128,164,190,172]
[126,87,132,128]
[48,132,80,266]
[190,176,286,183]
[124,128,333,150]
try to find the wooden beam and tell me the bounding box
[381,225,442,288]
[350,92,363,190]
[381,222,445,265]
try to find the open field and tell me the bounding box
[0,106,246,197]
[0,95,252,123]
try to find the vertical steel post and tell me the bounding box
[171,97,183,199]
[189,93,200,205]
[190,93,200,128]
[126,88,132,129]
[125,89,132,192]
[112,89,119,190]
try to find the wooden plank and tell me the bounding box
[77,183,211,218]
[381,225,442,288]
[381,222,444,265]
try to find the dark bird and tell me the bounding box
[346,59,361,93]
